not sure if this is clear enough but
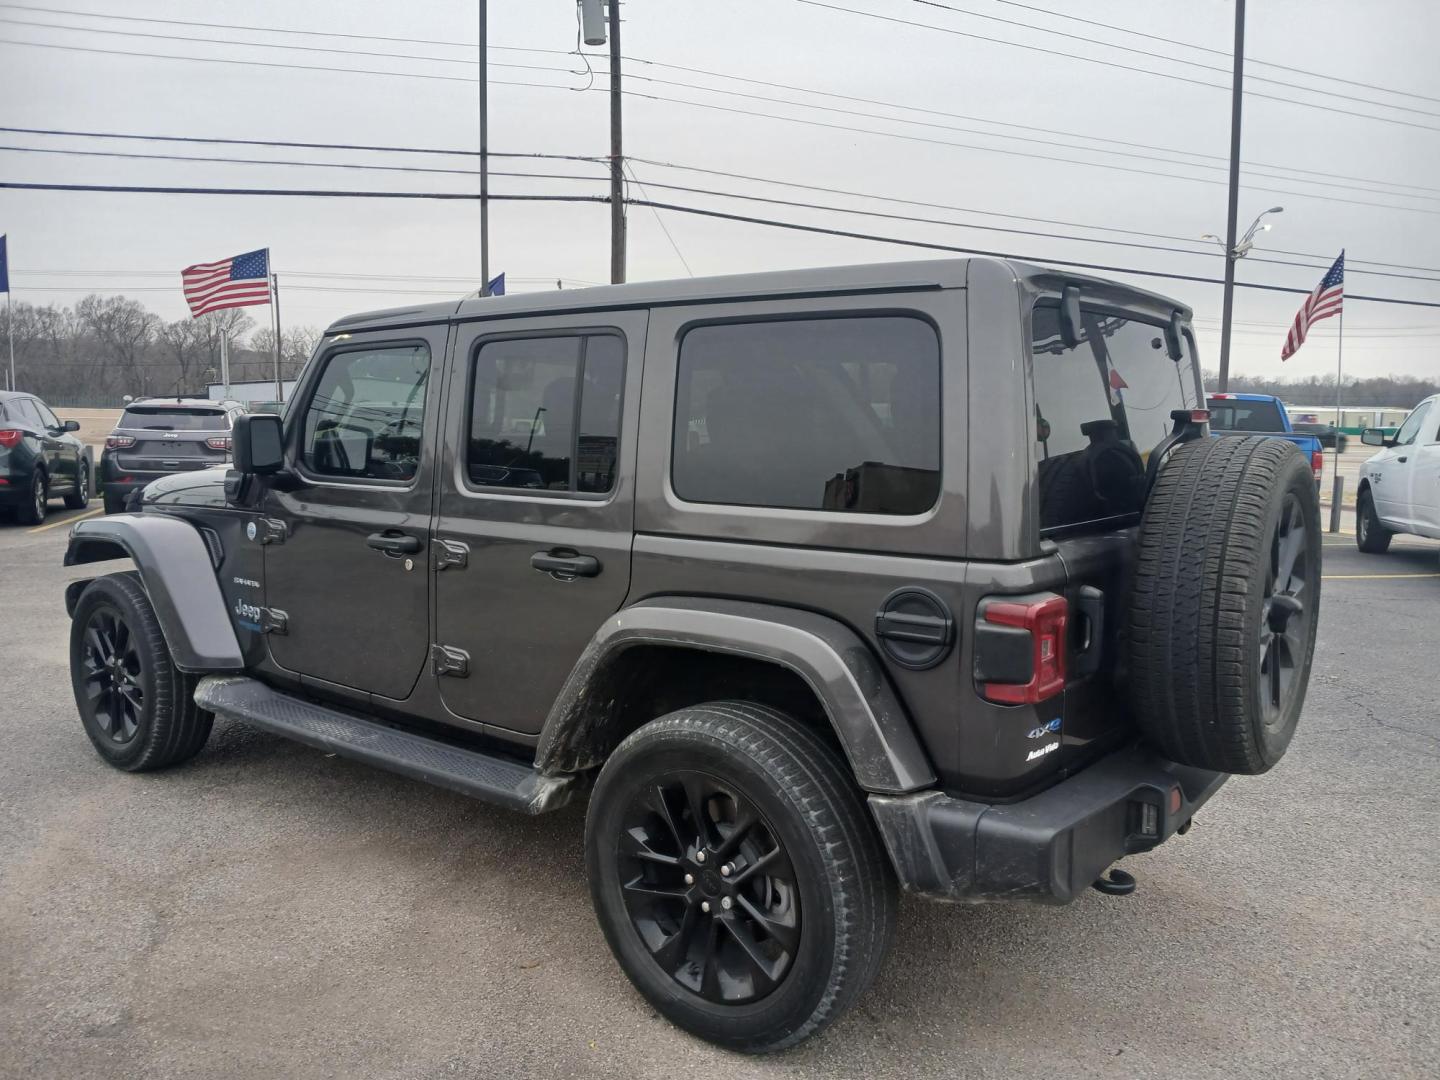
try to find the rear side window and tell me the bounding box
[120,407,228,431]
[466,334,624,494]
[1031,304,1197,533]
[300,344,430,482]
[1207,398,1284,432]
[672,316,941,514]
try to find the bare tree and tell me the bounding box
[157,319,207,396]
[250,324,322,376]
[75,295,159,397]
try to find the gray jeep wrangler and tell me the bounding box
[63,259,1320,1052]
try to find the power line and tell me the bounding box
[791,1,1440,134]
[3,177,1434,309]
[6,138,1434,284]
[945,0,1440,105]
[0,124,604,162]
[6,122,1437,277]
[0,143,608,182]
[623,161,694,277]
[896,0,1440,118]
[617,53,1440,198]
[5,8,1430,197]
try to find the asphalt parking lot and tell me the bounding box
[1,512,1436,1080]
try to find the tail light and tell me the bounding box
[205,436,232,451]
[106,434,135,449]
[1310,450,1324,479]
[0,429,22,448]
[975,593,1068,705]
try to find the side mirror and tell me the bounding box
[233,412,284,475]
[1360,428,1392,448]
[62,419,81,432]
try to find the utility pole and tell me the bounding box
[608,0,626,284]
[1216,0,1246,392]
[479,0,490,296]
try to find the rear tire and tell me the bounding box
[17,470,46,525]
[1128,437,1321,775]
[69,572,213,772]
[585,702,897,1052]
[103,492,127,515]
[1355,488,1393,553]
[64,459,91,510]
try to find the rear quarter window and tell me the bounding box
[1207,399,1284,432]
[671,315,941,514]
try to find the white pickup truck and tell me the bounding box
[1356,393,1440,551]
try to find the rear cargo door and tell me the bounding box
[1030,302,1201,767]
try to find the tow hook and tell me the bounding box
[1092,868,1137,896]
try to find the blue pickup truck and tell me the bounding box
[1206,393,1325,485]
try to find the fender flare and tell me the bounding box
[535,597,936,794]
[64,514,244,673]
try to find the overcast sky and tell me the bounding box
[2,0,1437,380]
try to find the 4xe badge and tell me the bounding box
[1027,718,1062,740]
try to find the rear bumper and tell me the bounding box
[869,746,1228,904]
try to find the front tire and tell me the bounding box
[1356,489,1393,553]
[103,492,127,515]
[585,702,897,1053]
[69,573,213,771]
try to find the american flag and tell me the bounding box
[1281,250,1343,360]
[181,248,271,318]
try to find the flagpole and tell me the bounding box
[1328,305,1345,533]
[271,270,283,403]
[6,290,13,392]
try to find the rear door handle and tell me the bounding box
[530,550,600,578]
[367,532,422,556]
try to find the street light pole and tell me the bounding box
[479,0,490,296]
[1216,0,1246,392]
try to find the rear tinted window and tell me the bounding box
[1031,304,1197,532]
[672,316,941,514]
[120,407,228,431]
[1207,398,1284,432]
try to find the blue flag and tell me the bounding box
[486,272,505,297]
[0,235,8,293]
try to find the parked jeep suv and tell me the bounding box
[99,397,243,513]
[62,260,1321,1051]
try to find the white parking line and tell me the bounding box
[26,507,103,535]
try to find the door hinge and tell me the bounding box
[431,644,470,678]
[254,517,288,545]
[434,538,469,571]
[259,607,289,635]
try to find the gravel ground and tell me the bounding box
[0,513,1436,1080]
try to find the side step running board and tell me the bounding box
[194,675,575,815]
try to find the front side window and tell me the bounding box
[672,316,941,514]
[1394,401,1433,446]
[467,334,623,493]
[301,343,430,482]
[1032,304,1198,532]
[33,400,60,429]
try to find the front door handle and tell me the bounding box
[530,550,600,578]
[1397,455,1408,463]
[367,531,422,556]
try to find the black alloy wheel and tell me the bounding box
[68,572,214,772]
[586,703,897,1053]
[19,470,48,525]
[1259,494,1313,728]
[79,605,145,746]
[65,462,90,509]
[617,771,799,1005]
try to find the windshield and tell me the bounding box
[120,407,228,431]
[1207,398,1285,432]
[1031,303,1198,533]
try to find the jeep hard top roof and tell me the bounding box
[325,257,1193,336]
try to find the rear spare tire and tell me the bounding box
[1127,436,1320,774]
